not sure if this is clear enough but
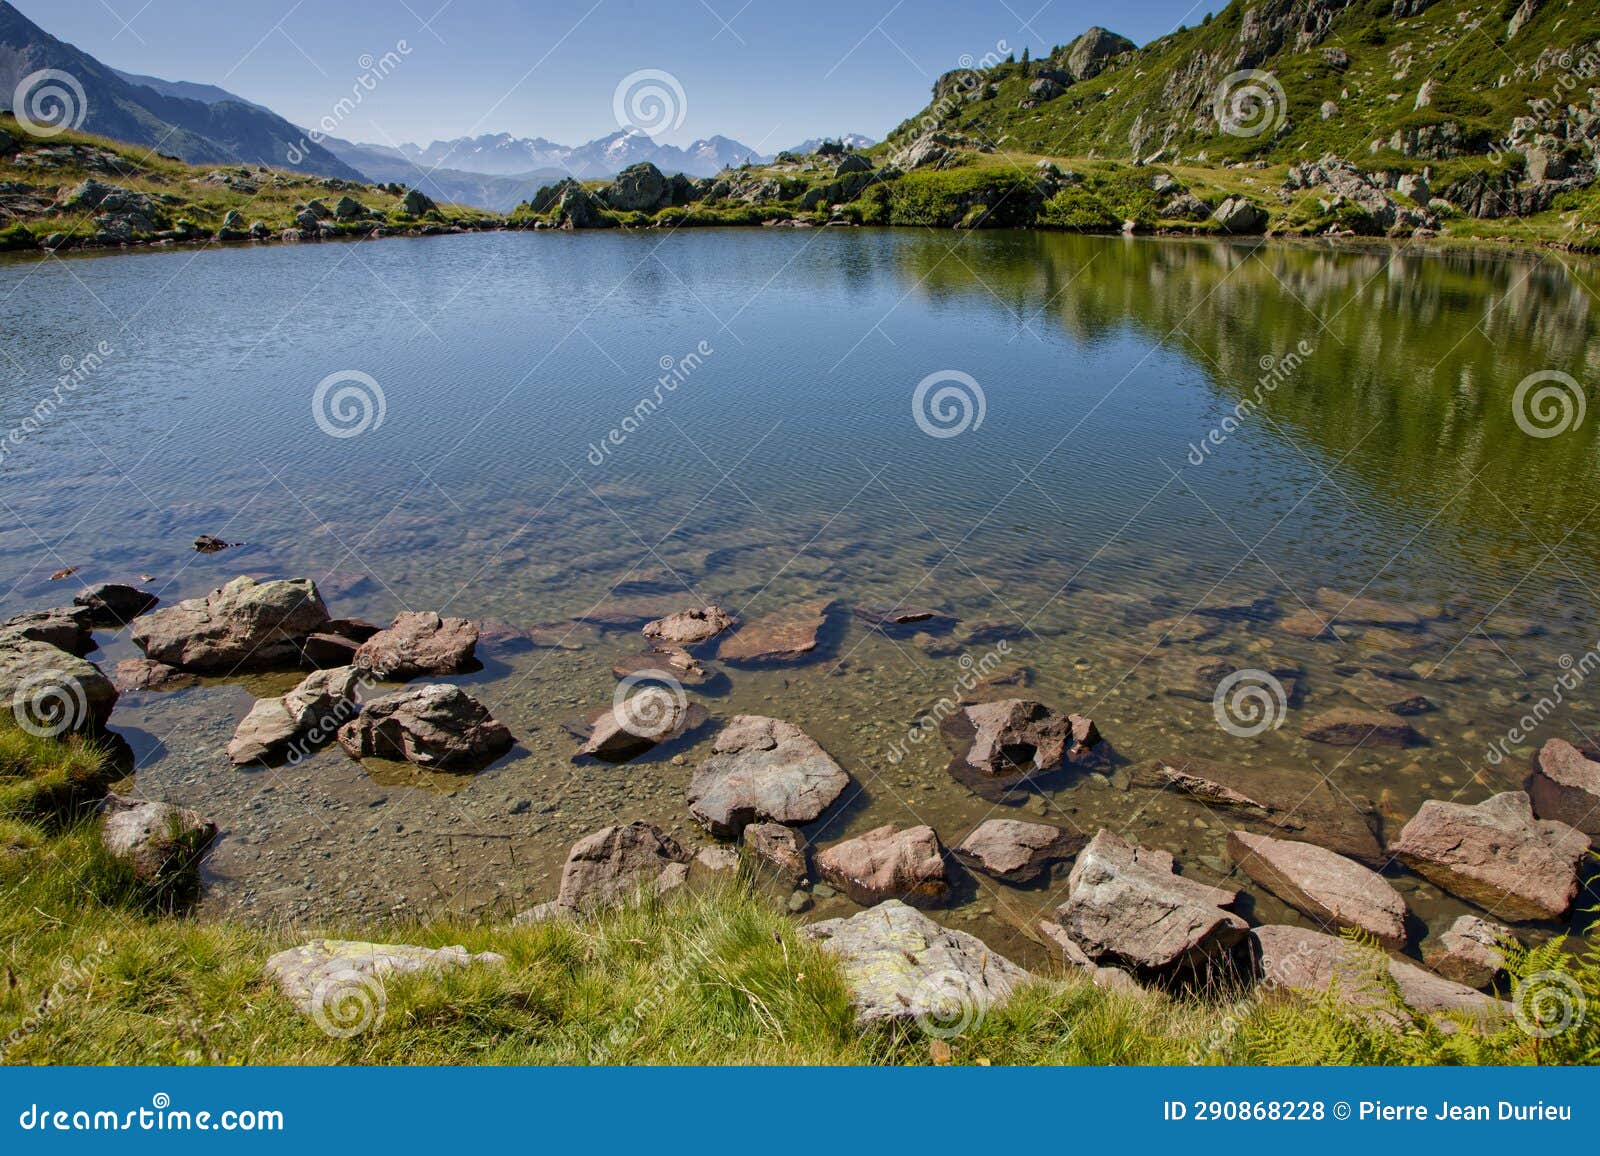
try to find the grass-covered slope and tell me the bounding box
[0,114,496,254]
[2,725,1596,1066]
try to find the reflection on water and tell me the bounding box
[3,229,1597,961]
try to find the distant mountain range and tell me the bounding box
[0,0,873,209]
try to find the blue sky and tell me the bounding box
[21,0,1224,148]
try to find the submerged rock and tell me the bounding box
[555,821,692,914]
[716,599,830,661]
[112,657,196,693]
[805,900,1031,1027]
[227,666,361,765]
[578,686,704,763]
[1227,830,1408,949]
[337,684,512,770]
[1388,791,1587,922]
[131,576,330,671]
[1341,670,1433,715]
[1299,707,1419,747]
[688,715,851,837]
[953,819,1084,884]
[1053,829,1246,973]
[816,824,951,908]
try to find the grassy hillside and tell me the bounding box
[2,725,1595,1066]
[0,113,496,254]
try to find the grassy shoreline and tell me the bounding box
[2,727,1595,1066]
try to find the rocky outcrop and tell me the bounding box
[953,819,1084,884]
[743,821,809,884]
[1227,830,1408,948]
[1213,196,1267,233]
[337,684,512,770]
[1423,915,1510,989]
[0,638,118,733]
[1053,829,1246,973]
[1299,707,1419,747]
[951,698,1102,778]
[716,599,829,662]
[1284,155,1437,233]
[131,576,330,671]
[599,162,695,212]
[227,666,361,765]
[805,900,1031,1027]
[687,715,851,838]
[400,188,437,216]
[1254,924,1506,1025]
[1,606,93,655]
[1062,26,1135,81]
[264,940,505,1018]
[72,583,158,627]
[816,824,951,908]
[554,822,692,914]
[1389,792,1587,921]
[1525,738,1600,842]
[99,794,215,896]
[352,611,479,679]
[642,605,736,644]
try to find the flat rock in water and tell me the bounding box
[1053,829,1246,973]
[578,687,704,763]
[72,582,158,627]
[112,657,196,693]
[688,715,851,837]
[1,606,94,655]
[816,824,951,908]
[1226,830,1408,949]
[611,644,712,686]
[1388,791,1587,922]
[642,605,737,644]
[742,821,809,884]
[1422,915,1510,989]
[555,822,692,913]
[0,638,118,733]
[1300,707,1419,747]
[1277,608,1340,640]
[353,611,478,679]
[1341,670,1433,715]
[1253,924,1505,1027]
[1133,754,1383,865]
[1314,587,1424,629]
[1525,738,1600,843]
[337,684,512,771]
[805,899,1031,1026]
[131,576,329,671]
[716,599,830,662]
[953,819,1084,884]
[264,939,505,1017]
